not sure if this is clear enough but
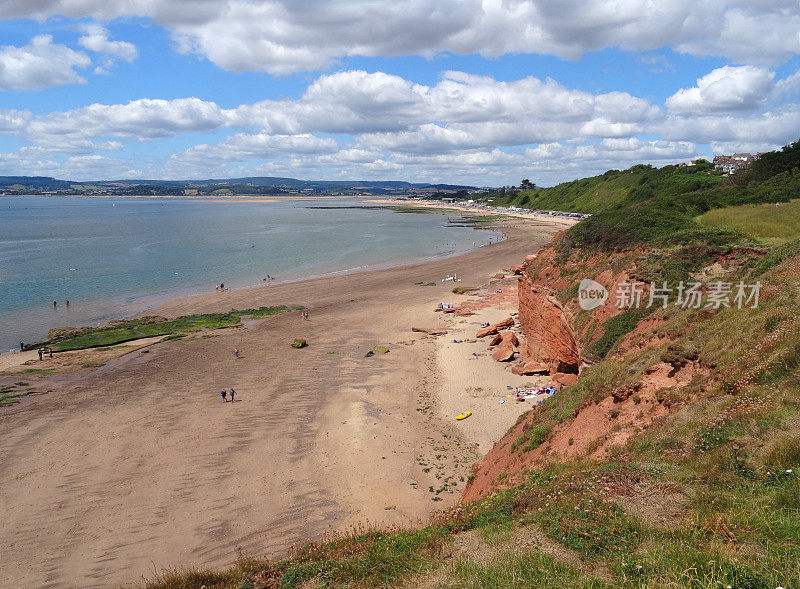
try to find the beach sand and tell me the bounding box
[0,214,574,588]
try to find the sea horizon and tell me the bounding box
[0,196,498,352]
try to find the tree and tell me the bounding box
[519,178,536,190]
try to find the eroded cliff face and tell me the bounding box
[517,273,580,374]
[461,239,722,503]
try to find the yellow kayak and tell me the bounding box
[456,411,472,420]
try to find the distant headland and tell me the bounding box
[0,175,482,198]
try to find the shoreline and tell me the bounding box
[0,199,502,355]
[0,213,576,588]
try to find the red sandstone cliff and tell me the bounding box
[517,272,580,374]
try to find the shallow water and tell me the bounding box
[0,197,496,351]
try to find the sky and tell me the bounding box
[0,1,799,187]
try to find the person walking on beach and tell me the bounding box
[19,341,24,352]
[48,347,53,358]
[234,347,240,358]
[38,348,43,361]
[221,389,227,402]
[230,388,236,402]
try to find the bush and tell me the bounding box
[586,310,645,359]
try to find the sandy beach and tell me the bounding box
[0,212,575,588]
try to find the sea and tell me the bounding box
[0,196,498,352]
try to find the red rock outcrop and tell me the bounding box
[476,317,514,338]
[511,361,550,376]
[517,273,580,374]
[491,331,518,362]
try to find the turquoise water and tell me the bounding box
[0,197,496,351]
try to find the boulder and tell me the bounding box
[511,361,550,376]
[491,331,518,362]
[552,373,579,388]
[476,317,515,338]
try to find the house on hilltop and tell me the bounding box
[713,152,759,174]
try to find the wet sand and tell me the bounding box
[0,214,574,588]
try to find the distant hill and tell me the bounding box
[0,175,477,196]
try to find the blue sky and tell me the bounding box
[0,1,799,186]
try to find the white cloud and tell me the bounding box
[666,65,776,114]
[1,1,799,74]
[0,35,90,90]
[0,109,32,132]
[661,105,800,147]
[174,132,337,163]
[78,24,138,62]
[25,97,232,141]
[0,64,796,184]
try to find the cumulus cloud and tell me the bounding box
[1,1,799,74]
[666,65,776,114]
[0,35,90,90]
[660,105,800,147]
[174,132,337,164]
[0,64,796,184]
[78,24,138,62]
[235,70,660,149]
[25,97,231,141]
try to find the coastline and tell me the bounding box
[0,197,499,354]
[0,213,576,588]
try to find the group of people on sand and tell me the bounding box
[300,309,310,320]
[513,383,559,402]
[215,282,225,292]
[220,388,237,403]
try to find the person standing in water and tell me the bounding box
[53,300,57,308]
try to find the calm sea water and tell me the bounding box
[0,197,496,351]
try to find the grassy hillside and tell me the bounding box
[136,143,800,588]
[699,199,800,246]
[492,160,723,214]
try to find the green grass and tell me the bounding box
[698,198,800,245]
[0,384,39,407]
[586,310,646,360]
[1,367,55,376]
[47,306,295,351]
